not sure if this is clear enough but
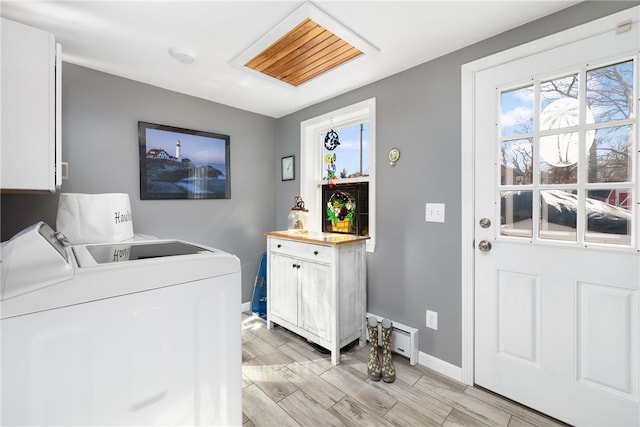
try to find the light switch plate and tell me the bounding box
[425,203,445,223]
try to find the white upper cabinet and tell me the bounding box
[1,18,61,192]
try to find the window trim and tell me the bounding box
[300,98,376,252]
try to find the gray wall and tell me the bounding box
[275,1,636,367]
[1,63,277,302]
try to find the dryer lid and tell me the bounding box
[1,222,74,301]
[73,241,213,267]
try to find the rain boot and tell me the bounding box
[367,316,381,381]
[380,318,396,383]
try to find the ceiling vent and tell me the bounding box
[245,18,362,87]
[230,2,378,87]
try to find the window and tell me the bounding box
[300,98,376,252]
[499,59,635,246]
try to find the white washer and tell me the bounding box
[1,222,242,426]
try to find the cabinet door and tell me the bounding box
[268,253,298,325]
[298,260,331,341]
[1,18,57,191]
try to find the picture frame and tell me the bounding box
[138,121,230,200]
[281,155,295,181]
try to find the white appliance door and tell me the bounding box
[1,274,241,426]
[474,16,639,426]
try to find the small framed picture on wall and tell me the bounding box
[281,155,294,181]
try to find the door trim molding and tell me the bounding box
[460,5,639,386]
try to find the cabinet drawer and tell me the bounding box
[270,238,333,263]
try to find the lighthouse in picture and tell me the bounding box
[175,140,181,161]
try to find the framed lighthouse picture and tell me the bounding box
[138,121,230,200]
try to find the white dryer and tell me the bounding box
[1,222,242,426]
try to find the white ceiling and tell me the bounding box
[1,1,581,118]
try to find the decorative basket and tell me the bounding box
[332,217,351,233]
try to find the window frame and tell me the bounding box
[300,98,376,252]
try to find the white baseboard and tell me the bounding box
[241,301,251,313]
[418,351,463,383]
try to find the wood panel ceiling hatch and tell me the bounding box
[245,18,362,87]
[230,2,379,88]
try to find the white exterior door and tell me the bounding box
[474,11,639,426]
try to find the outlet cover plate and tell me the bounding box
[426,310,438,330]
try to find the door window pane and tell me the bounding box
[500,86,533,137]
[587,125,632,183]
[539,190,577,242]
[587,60,634,123]
[540,74,579,114]
[538,74,592,185]
[540,133,578,184]
[501,191,533,238]
[501,138,533,185]
[585,189,632,245]
[322,122,369,181]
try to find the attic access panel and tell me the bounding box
[244,18,362,87]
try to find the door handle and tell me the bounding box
[478,240,492,252]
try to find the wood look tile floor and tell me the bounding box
[241,314,568,427]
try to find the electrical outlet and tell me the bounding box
[426,310,438,330]
[425,203,445,223]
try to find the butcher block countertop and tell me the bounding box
[264,230,370,246]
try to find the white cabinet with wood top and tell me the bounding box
[265,231,369,365]
[1,18,61,192]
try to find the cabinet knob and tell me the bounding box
[313,251,319,255]
[277,244,282,248]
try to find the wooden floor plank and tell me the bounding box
[414,375,511,427]
[281,362,346,409]
[321,365,397,417]
[242,373,252,388]
[282,336,335,370]
[252,323,292,347]
[242,383,300,427]
[330,396,396,427]
[383,401,442,427]
[366,371,452,424]
[443,408,494,427]
[464,387,567,427]
[242,357,298,402]
[278,390,344,426]
[508,416,538,427]
[243,336,279,360]
[277,341,330,376]
[255,347,295,369]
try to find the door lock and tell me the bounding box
[479,218,491,228]
[478,240,492,252]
